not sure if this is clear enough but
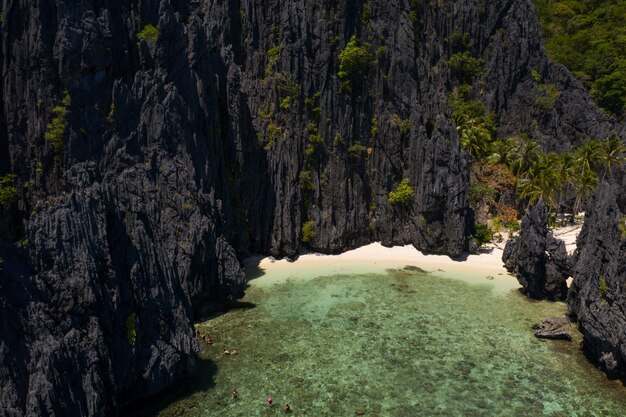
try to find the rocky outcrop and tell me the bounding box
[503,201,571,300]
[0,0,620,415]
[532,317,572,341]
[568,183,626,380]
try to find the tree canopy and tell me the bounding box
[533,0,626,116]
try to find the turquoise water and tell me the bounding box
[131,262,626,416]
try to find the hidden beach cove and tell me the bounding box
[125,208,626,417]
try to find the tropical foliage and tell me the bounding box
[338,35,372,91]
[0,173,18,208]
[533,0,626,116]
[473,223,494,247]
[137,24,158,42]
[388,179,415,206]
[44,92,70,163]
[449,79,625,217]
[301,220,316,243]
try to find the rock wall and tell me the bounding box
[568,183,626,380]
[503,201,570,300]
[0,0,618,415]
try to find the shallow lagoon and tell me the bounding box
[132,259,626,416]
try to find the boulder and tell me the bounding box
[532,317,572,341]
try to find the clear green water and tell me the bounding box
[131,263,626,417]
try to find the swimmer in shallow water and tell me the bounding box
[265,396,273,406]
[283,404,292,412]
[231,389,238,399]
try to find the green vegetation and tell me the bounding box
[532,0,626,116]
[449,85,496,159]
[473,223,494,247]
[348,142,368,157]
[370,117,378,136]
[126,313,137,345]
[107,102,115,124]
[280,96,292,110]
[598,274,608,298]
[276,73,298,109]
[468,182,496,206]
[449,79,625,217]
[448,52,483,82]
[44,92,70,163]
[264,122,281,150]
[301,220,316,243]
[137,24,158,43]
[265,46,280,76]
[619,214,626,239]
[534,83,561,115]
[0,173,17,208]
[388,178,415,206]
[299,170,314,192]
[338,35,372,91]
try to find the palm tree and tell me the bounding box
[457,117,492,159]
[517,160,555,210]
[557,153,578,219]
[486,137,520,167]
[599,137,626,180]
[574,138,602,175]
[510,138,542,177]
[573,169,599,215]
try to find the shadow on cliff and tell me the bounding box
[193,257,265,322]
[121,358,218,417]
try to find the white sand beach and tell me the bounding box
[244,223,582,294]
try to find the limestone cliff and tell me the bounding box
[568,183,626,381]
[0,0,617,415]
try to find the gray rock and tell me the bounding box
[532,317,572,341]
[0,0,623,415]
[502,201,571,300]
[568,183,626,380]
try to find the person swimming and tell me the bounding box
[283,404,292,412]
[222,348,230,355]
[231,389,238,399]
[265,396,273,406]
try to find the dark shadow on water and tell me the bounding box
[243,256,267,282]
[195,299,257,322]
[451,247,495,263]
[121,358,217,417]
[451,252,470,262]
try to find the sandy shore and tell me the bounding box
[244,223,582,293]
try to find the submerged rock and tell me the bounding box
[502,201,571,300]
[532,317,572,341]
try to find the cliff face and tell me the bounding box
[503,201,570,300]
[568,183,626,380]
[0,0,617,415]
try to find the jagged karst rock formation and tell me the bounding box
[0,0,620,415]
[503,201,571,300]
[568,183,626,380]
